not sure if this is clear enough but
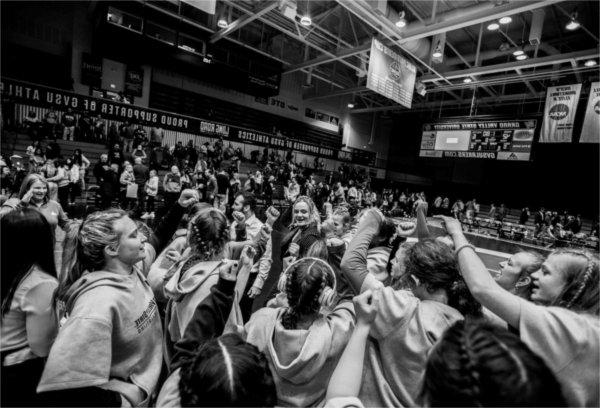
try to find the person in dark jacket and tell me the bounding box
[279,196,321,260]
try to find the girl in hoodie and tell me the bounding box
[1,208,59,407]
[156,258,277,407]
[437,215,599,407]
[36,190,198,406]
[245,257,355,407]
[340,209,481,407]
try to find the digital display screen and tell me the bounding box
[419,119,536,161]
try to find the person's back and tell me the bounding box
[359,287,463,407]
[245,258,355,407]
[133,163,148,185]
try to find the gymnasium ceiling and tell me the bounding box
[134,0,600,113]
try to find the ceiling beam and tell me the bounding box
[223,0,362,74]
[286,0,564,76]
[210,2,278,43]
[304,86,368,101]
[420,49,599,82]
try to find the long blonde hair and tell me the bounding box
[290,196,320,229]
[56,209,126,306]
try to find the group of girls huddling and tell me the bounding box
[1,176,599,407]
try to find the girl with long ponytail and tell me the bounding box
[37,190,198,406]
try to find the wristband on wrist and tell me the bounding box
[455,243,476,257]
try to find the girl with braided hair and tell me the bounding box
[340,209,481,407]
[155,261,277,407]
[421,320,567,406]
[437,215,599,407]
[36,189,198,406]
[245,257,355,407]
[161,206,246,360]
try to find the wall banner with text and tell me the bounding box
[540,83,582,143]
[580,81,600,143]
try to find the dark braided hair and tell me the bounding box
[179,333,276,407]
[182,208,229,273]
[421,320,567,407]
[281,258,333,330]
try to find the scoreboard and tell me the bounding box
[419,119,537,161]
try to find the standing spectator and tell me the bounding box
[67,158,81,206]
[45,138,61,160]
[204,168,218,204]
[173,141,187,168]
[93,154,114,209]
[122,121,135,152]
[119,163,136,210]
[214,167,229,211]
[133,157,149,214]
[107,122,119,147]
[72,149,90,196]
[520,207,530,225]
[23,110,41,141]
[142,169,159,219]
[149,126,163,148]
[43,109,58,139]
[441,196,450,215]
[134,125,147,148]
[132,145,147,164]
[46,160,70,210]
[163,165,182,208]
[496,203,507,223]
[432,196,442,215]
[93,114,105,142]
[534,207,545,236]
[61,108,76,141]
[77,110,93,141]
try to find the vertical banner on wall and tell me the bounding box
[366,38,417,108]
[580,81,600,143]
[125,66,144,97]
[540,83,582,143]
[81,53,102,88]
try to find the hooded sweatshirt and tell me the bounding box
[245,302,355,407]
[163,259,243,362]
[37,267,162,406]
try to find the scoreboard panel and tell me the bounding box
[419,119,536,161]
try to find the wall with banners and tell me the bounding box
[152,68,343,133]
[1,78,378,167]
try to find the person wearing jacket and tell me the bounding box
[245,257,355,407]
[36,189,198,406]
[279,196,321,260]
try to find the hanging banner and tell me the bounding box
[366,38,417,108]
[81,53,102,88]
[580,81,600,143]
[540,83,582,143]
[0,77,359,161]
[124,66,144,97]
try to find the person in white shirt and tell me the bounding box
[230,192,263,241]
[142,170,159,219]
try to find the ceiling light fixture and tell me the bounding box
[300,15,312,26]
[463,77,473,83]
[513,49,524,56]
[217,18,228,28]
[487,22,500,31]
[516,54,528,60]
[565,12,580,30]
[499,16,512,24]
[584,59,597,67]
[395,11,407,28]
[347,103,355,108]
[432,45,443,58]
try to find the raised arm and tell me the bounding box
[340,209,384,294]
[415,200,432,240]
[170,265,237,370]
[436,215,521,328]
[326,290,377,401]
